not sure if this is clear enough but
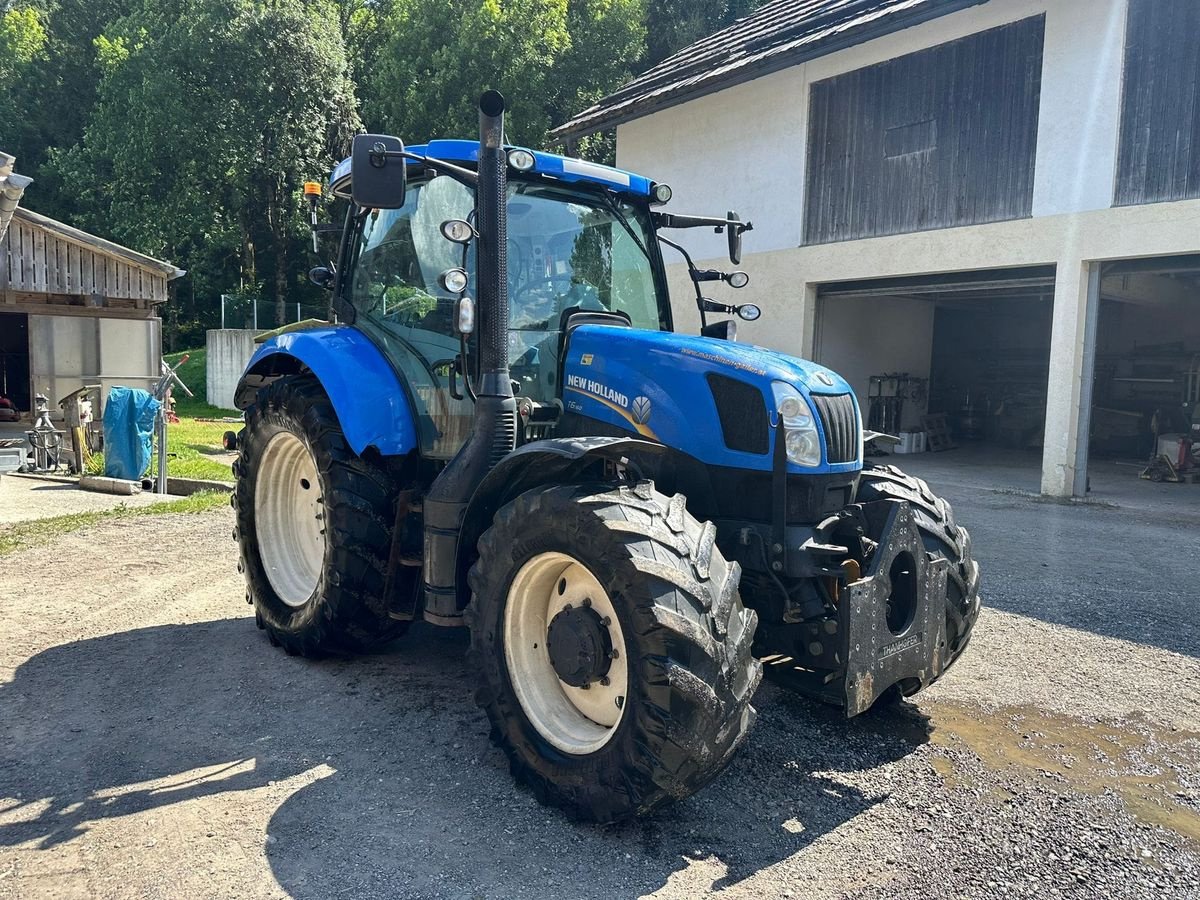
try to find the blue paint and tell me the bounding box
[240,326,418,457]
[562,327,861,474]
[330,140,654,198]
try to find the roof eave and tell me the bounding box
[552,0,987,142]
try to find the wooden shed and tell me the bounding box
[0,204,184,418]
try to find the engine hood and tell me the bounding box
[561,326,861,475]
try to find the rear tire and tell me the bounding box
[855,465,981,671]
[466,481,761,823]
[233,375,409,656]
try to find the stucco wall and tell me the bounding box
[206,329,257,412]
[613,0,1200,495]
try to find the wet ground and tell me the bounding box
[0,462,1197,898]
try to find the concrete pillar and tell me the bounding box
[1040,260,1097,496]
[799,283,819,360]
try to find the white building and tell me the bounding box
[555,0,1200,497]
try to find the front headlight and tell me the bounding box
[771,382,822,467]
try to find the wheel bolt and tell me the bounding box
[601,616,611,627]
[600,676,611,687]
[581,597,592,607]
[579,683,591,690]
[609,648,620,660]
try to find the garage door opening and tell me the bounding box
[1091,255,1200,484]
[0,311,30,416]
[815,266,1056,493]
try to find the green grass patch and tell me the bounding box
[86,417,239,482]
[165,348,240,418]
[0,490,229,558]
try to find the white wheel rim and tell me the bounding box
[254,431,325,608]
[503,552,629,755]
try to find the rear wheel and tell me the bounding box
[233,375,409,656]
[466,481,761,823]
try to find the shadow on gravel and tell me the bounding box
[0,620,928,898]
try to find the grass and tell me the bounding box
[85,416,239,483]
[0,490,229,558]
[164,348,240,418]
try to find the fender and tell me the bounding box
[234,325,418,457]
[428,437,668,623]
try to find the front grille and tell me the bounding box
[811,393,859,464]
[707,374,769,454]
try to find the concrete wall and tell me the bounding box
[206,329,257,411]
[613,0,1200,495]
[28,314,160,419]
[814,296,935,430]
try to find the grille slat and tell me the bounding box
[811,393,858,464]
[707,374,770,455]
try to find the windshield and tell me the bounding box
[348,174,666,456]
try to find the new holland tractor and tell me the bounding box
[231,92,981,822]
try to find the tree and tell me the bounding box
[368,0,644,147]
[642,0,762,68]
[53,0,360,329]
[0,5,47,150]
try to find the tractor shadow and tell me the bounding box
[0,620,928,897]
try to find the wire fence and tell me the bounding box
[219,295,329,331]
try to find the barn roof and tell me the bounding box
[552,0,986,141]
[12,207,184,280]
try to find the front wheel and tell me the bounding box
[855,464,981,672]
[233,375,410,656]
[466,481,761,823]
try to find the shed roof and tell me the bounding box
[12,207,184,279]
[552,0,986,141]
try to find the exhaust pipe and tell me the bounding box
[421,91,518,624]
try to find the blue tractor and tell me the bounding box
[232,92,980,822]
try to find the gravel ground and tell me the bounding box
[0,482,1197,899]
[0,474,173,524]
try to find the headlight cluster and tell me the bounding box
[771,382,822,467]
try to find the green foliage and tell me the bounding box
[7,0,747,340]
[643,0,763,67]
[0,5,46,130]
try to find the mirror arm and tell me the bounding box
[656,233,708,329]
[392,150,479,186]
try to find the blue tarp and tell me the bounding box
[103,387,159,481]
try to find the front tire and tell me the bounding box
[233,375,408,656]
[466,481,761,823]
[855,464,981,670]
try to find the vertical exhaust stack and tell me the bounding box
[421,91,518,624]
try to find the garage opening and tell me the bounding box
[1092,255,1200,484]
[0,311,30,417]
[814,266,1056,493]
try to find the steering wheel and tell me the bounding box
[511,274,578,303]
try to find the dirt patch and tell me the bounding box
[0,508,1197,899]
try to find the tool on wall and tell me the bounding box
[866,373,927,434]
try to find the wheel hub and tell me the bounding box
[546,604,613,687]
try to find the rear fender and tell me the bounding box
[234,326,418,457]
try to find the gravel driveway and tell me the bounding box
[0,483,1197,899]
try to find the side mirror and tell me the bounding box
[350,134,407,209]
[308,266,335,291]
[727,211,742,265]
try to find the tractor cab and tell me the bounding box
[325,143,673,458]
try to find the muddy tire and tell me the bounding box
[233,375,408,656]
[466,481,761,823]
[855,465,981,669]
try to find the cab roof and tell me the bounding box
[329,139,654,199]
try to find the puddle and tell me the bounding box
[923,703,1200,844]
